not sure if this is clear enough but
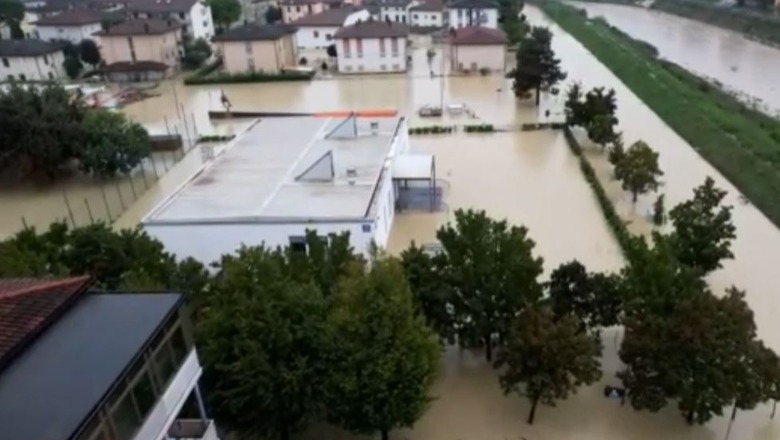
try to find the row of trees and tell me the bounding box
[62,39,102,79]
[0,0,24,39]
[498,0,528,45]
[0,85,151,179]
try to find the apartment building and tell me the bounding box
[34,9,103,43]
[0,277,219,440]
[447,0,498,29]
[0,39,65,81]
[94,19,182,81]
[334,19,408,73]
[290,6,369,50]
[126,0,214,40]
[212,23,297,73]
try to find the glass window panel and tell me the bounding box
[153,343,177,388]
[131,370,157,420]
[111,395,140,440]
[170,326,189,365]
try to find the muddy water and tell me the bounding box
[569,1,780,115]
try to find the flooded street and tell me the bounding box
[2,5,780,438]
[568,1,780,115]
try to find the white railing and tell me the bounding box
[168,419,218,440]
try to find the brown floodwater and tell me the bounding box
[2,6,780,439]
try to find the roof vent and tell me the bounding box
[370,121,379,135]
[346,168,358,178]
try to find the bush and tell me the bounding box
[464,124,495,133]
[408,125,454,135]
[198,134,236,142]
[184,68,313,85]
[479,67,491,76]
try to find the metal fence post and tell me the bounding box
[115,182,126,210]
[139,163,149,189]
[21,216,29,230]
[128,174,138,201]
[150,156,160,178]
[101,185,113,222]
[62,190,77,228]
[84,198,95,225]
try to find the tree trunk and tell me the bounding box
[535,84,541,106]
[381,428,390,440]
[485,334,493,362]
[686,409,695,425]
[527,396,539,424]
[632,191,638,203]
[281,424,291,440]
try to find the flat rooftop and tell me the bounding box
[145,115,404,224]
[0,293,182,440]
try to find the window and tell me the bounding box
[379,37,385,56]
[295,5,300,11]
[245,41,252,54]
[203,19,207,27]
[390,37,398,55]
[6,74,13,80]
[380,64,386,71]
[357,65,364,71]
[289,236,306,254]
[179,12,185,19]
[2,57,8,67]
[342,38,350,57]
[326,34,332,40]
[131,371,157,420]
[355,38,362,58]
[392,64,399,70]
[307,4,312,12]
[313,30,319,38]
[344,65,352,72]
[19,74,26,81]
[413,13,418,19]
[111,395,139,440]
[43,55,49,65]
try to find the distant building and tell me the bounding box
[34,9,104,43]
[280,0,363,23]
[0,39,65,81]
[212,23,297,73]
[126,0,215,40]
[409,1,443,27]
[375,0,413,23]
[94,19,182,81]
[447,0,498,29]
[449,26,506,72]
[142,114,435,264]
[0,277,219,440]
[334,19,409,73]
[290,6,369,50]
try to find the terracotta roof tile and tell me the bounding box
[334,19,409,38]
[450,26,507,45]
[0,276,91,369]
[93,18,182,36]
[33,9,103,26]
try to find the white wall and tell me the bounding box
[36,23,102,43]
[380,6,409,23]
[295,25,340,50]
[189,1,215,41]
[145,220,381,265]
[410,10,442,27]
[0,51,65,81]
[337,36,407,73]
[371,118,409,247]
[448,8,498,29]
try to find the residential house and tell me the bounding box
[280,0,363,23]
[409,1,443,27]
[126,0,214,40]
[449,25,506,72]
[334,19,409,73]
[34,9,104,43]
[94,19,182,81]
[212,23,297,73]
[375,0,413,23]
[0,39,65,81]
[0,277,219,440]
[447,0,497,29]
[290,6,369,50]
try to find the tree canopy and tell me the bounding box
[547,260,622,331]
[436,209,544,361]
[613,140,663,203]
[565,84,620,148]
[265,5,282,23]
[513,26,566,105]
[208,0,241,30]
[324,258,440,440]
[0,84,151,179]
[0,0,24,38]
[182,38,213,69]
[78,39,101,68]
[668,176,735,274]
[496,305,602,424]
[401,242,454,342]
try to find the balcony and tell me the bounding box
[168,419,218,440]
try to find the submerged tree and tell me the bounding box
[652,194,666,227]
[668,176,735,274]
[496,306,602,424]
[325,258,439,440]
[614,140,663,203]
[80,110,151,177]
[513,26,566,105]
[564,83,619,148]
[437,209,544,361]
[401,242,454,342]
[547,260,622,331]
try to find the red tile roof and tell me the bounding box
[0,276,91,368]
[450,26,507,45]
[33,9,103,26]
[334,19,409,39]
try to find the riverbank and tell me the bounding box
[535,0,780,231]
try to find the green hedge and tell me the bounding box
[198,134,235,142]
[521,122,566,131]
[539,0,780,231]
[409,126,454,135]
[563,126,636,258]
[184,69,314,85]
[464,124,495,133]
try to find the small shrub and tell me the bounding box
[299,56,308,66]
[479,67,491,76]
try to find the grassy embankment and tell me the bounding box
[537,0,780,229]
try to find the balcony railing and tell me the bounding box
[168,419,218,440]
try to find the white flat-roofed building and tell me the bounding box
[143,114,415,264]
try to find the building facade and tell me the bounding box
[280,0,363,23]
[334,20,408,73]
[449,26,506,72]
[409,1,443,27]
[291,7,369,50]
[34,9,103,43]
[127,0,214,40]
[0,277,219,440]
[0,39,65,81]
[213,23,297,73]
[447,0,498,29]
[94,19,182,81]
[376,0,413,23]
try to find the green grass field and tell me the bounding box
[538,0,780,228]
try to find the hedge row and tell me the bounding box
[521,122,566,131]
[184,69,314,85]
[409,126,454,135]
[464,124,495,133]
[563,126,636,258]
[198,134,235,142]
